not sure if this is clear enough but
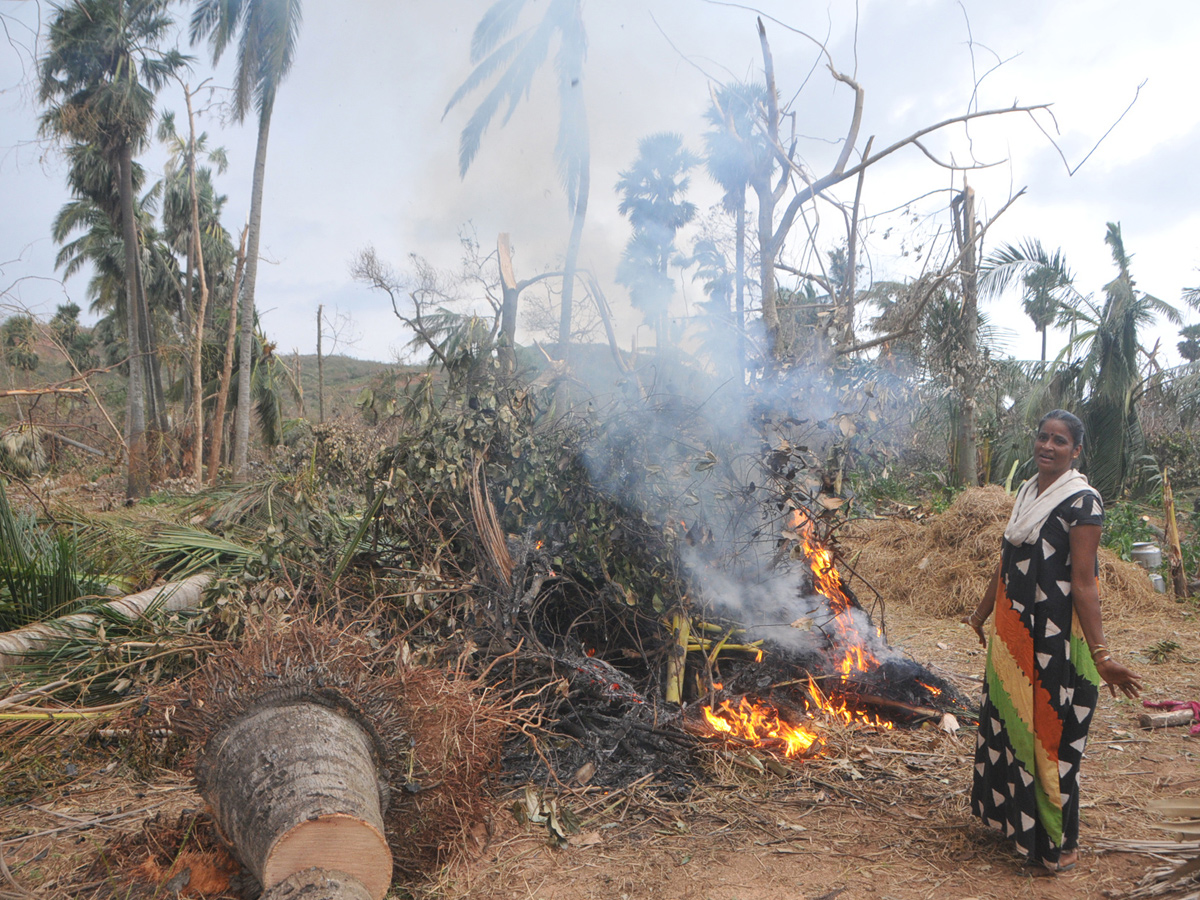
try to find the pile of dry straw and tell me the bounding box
[845,485,1165,623]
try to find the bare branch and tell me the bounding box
[774,103,1048,253]
[837,187,1026,355]
[0,387,86,398]
[350,246,450,369]
[1033,78,1146,176]
[910,138,1004,171]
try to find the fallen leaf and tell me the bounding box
[573,831,602,848]
[573,762,596,785]
[939,713,960,735]
[764,757,789,777]
[776,820,807,832]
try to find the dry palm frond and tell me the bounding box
[183,477,317,538]
[7,592,217,701]
[1099,797,1200,899]
[141,524,257,577]
[469,455,513,588]
[0,425,46,478]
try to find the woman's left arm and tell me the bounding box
[1070,523,1143,698]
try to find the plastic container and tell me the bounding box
[1130,542,1162,571]
[1148,573,1166,593]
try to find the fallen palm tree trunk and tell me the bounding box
[197,690,393,900]
[171,621,510,899]
[0,573,211,670]
[261,868,374,900]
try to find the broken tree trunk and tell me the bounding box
[0,574,211,670]
[260,868,374,900]
[197,694,393,900]
[1163,469,1189,598]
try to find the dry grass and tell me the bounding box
[3,488,1197,900]
[390,664,511,877]
[845,485,1168,623]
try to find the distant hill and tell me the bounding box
[280,354,419,421]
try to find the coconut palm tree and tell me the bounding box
[1072,224,1179,497]
[159,103,232,478]
[615,132,698,350]
[39,0,186,497]
[703,82,770,374]
[190,0,303,479]
[445,0,589,359]
[980,238,1083,362]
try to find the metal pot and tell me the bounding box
[1130,542,1162,571]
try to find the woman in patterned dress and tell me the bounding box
[963,409,1143,874]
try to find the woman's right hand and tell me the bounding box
[1095,657,1144,699]
[961,613,987,648]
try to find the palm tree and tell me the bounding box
[53,164,178,409]
[39,0,186,497]
[980,239,1082,362]
[445,0,589,359]
[615,132,698,350]
[190,0,303,479]
[159,99,230,479]
[1075,223,1180,498]
[703,82,770,375]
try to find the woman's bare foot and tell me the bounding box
[1053,850,1078,872]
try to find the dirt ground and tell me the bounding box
[2,533,1198,899]
[433,596,1200,900]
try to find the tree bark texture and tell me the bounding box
[1163,469,1190,598]
[1138,709,1197,730]
[186,86,212,481]
[116,142,148,498]
[208,225,248,484]
[233,100,274,478]
[497,234,518,375]
[753,179,781,362]
[0,574,211,670]
[952,184,980,488]
[260,868,374,900]
[555,147,589,415]
[198,700,393,900]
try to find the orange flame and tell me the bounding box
[701,697,818,757]
[790,510,880,677]
[805,676,893,730]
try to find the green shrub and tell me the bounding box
[1102,501,1157,562]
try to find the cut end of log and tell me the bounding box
[199,700,394,900]
[263,816,391,900]
[259,867,375,900]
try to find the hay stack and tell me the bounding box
[846,486,1165,622]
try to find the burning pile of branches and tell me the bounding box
[334,374,978,787]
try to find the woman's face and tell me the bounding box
[1035,418,1080,479]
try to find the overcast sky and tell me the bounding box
[2,0,1198,367]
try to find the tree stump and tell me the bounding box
[197,697,393,900]
[259,868,374,900]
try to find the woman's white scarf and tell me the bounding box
[1003,469,1100,546]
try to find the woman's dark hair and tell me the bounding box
[1038,409,1085,449]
